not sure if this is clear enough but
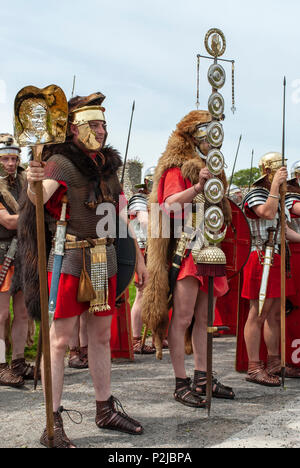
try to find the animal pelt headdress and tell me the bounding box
[142,110,231,359]
[11,143,122,320]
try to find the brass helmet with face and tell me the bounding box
[68,92,107,152]
[256,152,286,184]
[0,133,21,178]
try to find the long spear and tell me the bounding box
[71,75,76,99]
[121,100,135,186]
[227,134,242,195]
[248,149,254,191]
[280,77,287,388]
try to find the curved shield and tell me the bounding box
[221,199,251,279]
[116,218,136,299]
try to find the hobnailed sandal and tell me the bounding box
[174,377,207,408]
[192,371,235,400]
[133,337,156,355]
[0,363,24,388]
[96,396,144,435]
[11,358,37,380]
[267,355,300,379]
[246,361,281,387]
[40,407,81,448]
[68,347,89,369]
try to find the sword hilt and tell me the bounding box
[207,326,230,334]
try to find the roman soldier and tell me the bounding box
[0,134,36,388]
[142,110,235,408]
[228,184,243,207]
[240,152,300,386]
[128,167,156,354]
[20,92,147,448]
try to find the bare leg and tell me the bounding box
[168,277,199,379]
[87,314,112,401]
[264,298,280,357]
[79,311,88,348]
[244,298,275,362]
[131,289,144,338]
[11,292,28,360]
[68,316,80,350]
[0,292,10,363]
[42,316,78,412]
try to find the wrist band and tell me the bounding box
[193,184,201,195]
[27,185,36,196]
[268,194,280,200]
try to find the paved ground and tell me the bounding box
[1,336,300,448]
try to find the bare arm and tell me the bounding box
[291,202,300,217]
[252,167,287,220]
[26,161,60,205]
[286,225,300,242]
[165,167,213,209]
[0,210,18,230]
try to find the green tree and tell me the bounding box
[230,167,260,187]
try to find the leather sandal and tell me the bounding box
[267,355,300,379]
[96,396,144,435]
[174,377,207,408]
[0,363,24,388]
[246,361,281,387]
[40,407,80,448]
[133,337,155,355]
[11,358,37,380]
[68,347,89,369]
[192,371,235,400]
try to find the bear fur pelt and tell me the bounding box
[142,110,231,359]
[12,144,122,321]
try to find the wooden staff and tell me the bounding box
[33,145,54,447]
[280,77,287,388]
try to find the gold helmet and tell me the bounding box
[258,152,286,176]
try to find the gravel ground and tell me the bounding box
[1,336,300,449]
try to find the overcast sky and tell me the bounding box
[1,0,300,178]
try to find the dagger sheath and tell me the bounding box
[48,199,68,325]
[258,227,276,316]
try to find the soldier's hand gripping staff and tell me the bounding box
[241,152,300,386]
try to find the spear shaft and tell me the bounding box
[71,75,76,99]
[248,149,254,191]
[121,101,135,186]
[280,77,287,388]
[227,134,242,195]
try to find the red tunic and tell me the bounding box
[241,203,295,299]
[157,167,228,298]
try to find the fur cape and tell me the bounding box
[142,110,231,359]
[12,143,123,321]
[0,168,26,213]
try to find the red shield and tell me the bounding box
[221,199,251,280]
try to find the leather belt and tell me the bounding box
[61,235,114,250]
